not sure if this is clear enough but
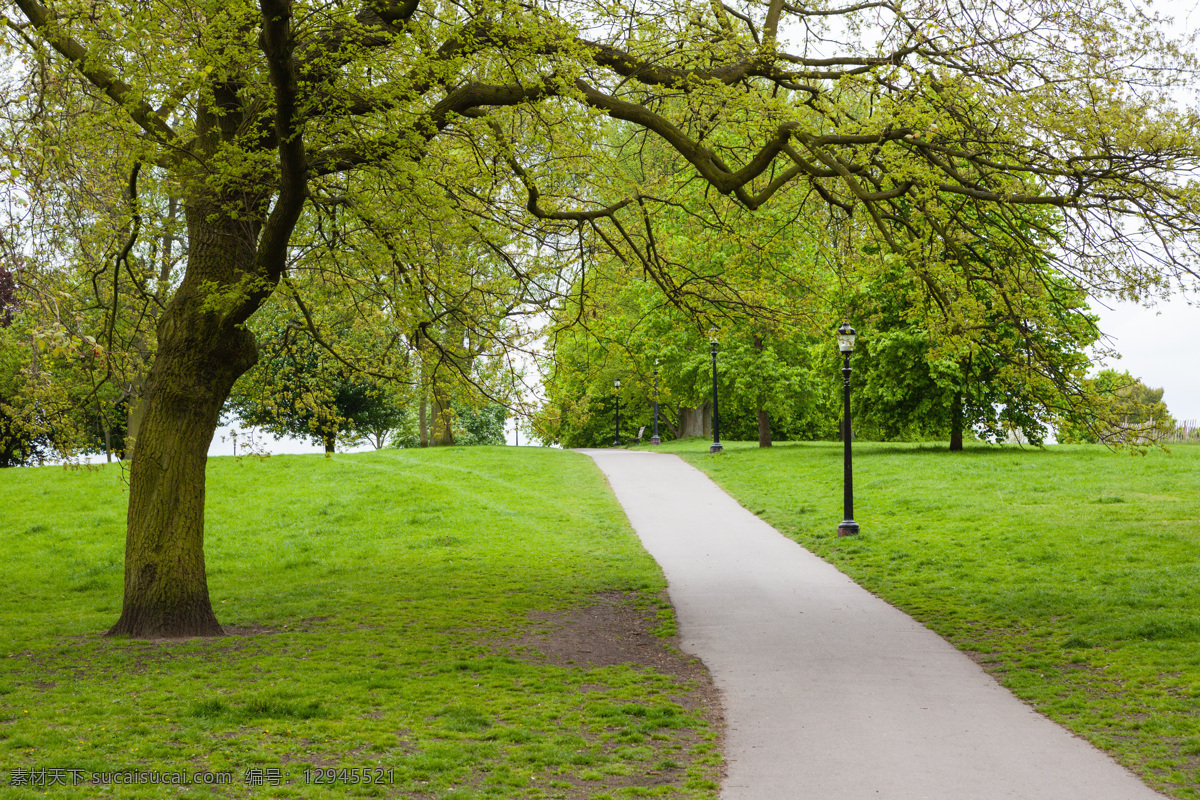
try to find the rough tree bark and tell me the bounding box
[678,404,710,438]
[431,373,454,446]
[108,210,261,637]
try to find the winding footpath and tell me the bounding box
[581,449,1167,800]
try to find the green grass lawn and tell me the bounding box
[0,447,720,799]
[656,438,1200,798]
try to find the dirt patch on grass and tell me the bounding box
[502,591,725,797]
[510,591,720,694]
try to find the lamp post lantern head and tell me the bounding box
[837,322,857,354]
[614,378,621,388]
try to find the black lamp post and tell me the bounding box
[613,378,622,446]
[837,322,859,536]
[651,361,661,445]
[709,326,722,454]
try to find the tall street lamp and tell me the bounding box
[709,325,722,454]
[613,378,622,446]
[837,322,859,536]
[651,361,662,445]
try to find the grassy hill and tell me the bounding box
[0,447,720,799]
[8,439,1200,798]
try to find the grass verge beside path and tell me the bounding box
[0,447,720,800]
[656,439,1200,799]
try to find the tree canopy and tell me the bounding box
[4,0,1200,636]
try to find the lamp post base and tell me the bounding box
[710,442,723,453]
[837,520,860,537]
[613,439,623,447]
[650,436,661,445]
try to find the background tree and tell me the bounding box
[845,214,1103,449]
[537,272,831,448]
[0,267,14,327]
[1058,370,1176,444]
[454,403,507,446]
[6,0,1200,637]
[0,267,129,465]
[225,320,409,454]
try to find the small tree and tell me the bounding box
[226,320,408,454]
[1058,370,1176,444]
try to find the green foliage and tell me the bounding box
[0,324,55,466]
[226,321,407,452]
[0,448,721,798]
[537,183,836,448]
[0,303,122,466]
[847,259,1100,447]
[455,403,507,446]
[667,439,1200,799]
[541,179,1104,450]
[1058,370,1176,444]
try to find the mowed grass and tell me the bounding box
[0,447,720,799]
[659,439,1200,798]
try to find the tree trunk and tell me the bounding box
[663,411,679,438]
[431,375,454,446]
[323,431,336,454]
[419,394,428,447]
[119,199,178,462]
[678,404,710,438]
[108,0,305,638]
[107,209,262,639]
[753,336,771,447]
[757,407,772,448]
[950,390,964,451]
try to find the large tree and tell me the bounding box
[846,208,1103,449]
[5,0,1200,636]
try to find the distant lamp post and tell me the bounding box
[837,322,859,536]
[651,361,662,446]
[709,325,722,454]
[613,378,622,446]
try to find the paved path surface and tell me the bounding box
[581,449,1167,800]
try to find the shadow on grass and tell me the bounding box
[852,443,1053,458]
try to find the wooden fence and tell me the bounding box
[1163,419,1200,444]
